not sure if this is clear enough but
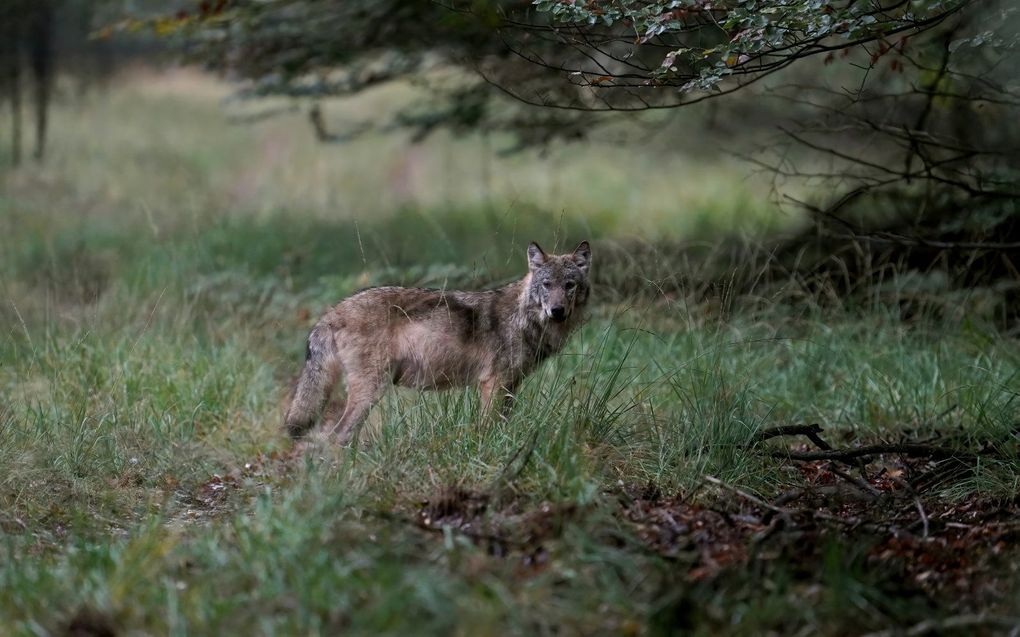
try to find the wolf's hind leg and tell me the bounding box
[328,374,387,445]
[284,326,340,439]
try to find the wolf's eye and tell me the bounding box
[565,281,576,291]
[542,281,552,289]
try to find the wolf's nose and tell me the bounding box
[550,306,566,321]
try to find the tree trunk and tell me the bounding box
[28,1,53,161]
[8,51,22,167]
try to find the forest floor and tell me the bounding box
[1,69,1018,635]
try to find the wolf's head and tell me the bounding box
[525,241,592,323]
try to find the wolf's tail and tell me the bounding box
[284,324,340,439]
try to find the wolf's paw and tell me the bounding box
[292,430,333,454]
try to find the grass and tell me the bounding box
[1,68,1018,635]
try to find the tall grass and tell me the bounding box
[0,69,1017,635]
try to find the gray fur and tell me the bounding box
[283,241,592,443]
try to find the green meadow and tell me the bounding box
[1,70,1017,636]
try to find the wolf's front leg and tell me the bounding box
[480,377,518,422]
[328,374,387,445]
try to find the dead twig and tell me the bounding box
[827,231,1020,251]
[915,497,930,539]
[771,488,806,508]
[769,443,978,462]
[826,463,881,499]
[754,423,832,451]
[754,425,986,463]
[887,475,930,538]
[860,614,1020,637]
[703,475,793,524]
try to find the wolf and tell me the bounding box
[284,240,592,443]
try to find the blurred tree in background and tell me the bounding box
[11,0,1018,302]
[128,0,1019,296]
[1,0,54,164]
[0,0,170,165]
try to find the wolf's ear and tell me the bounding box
[572,241,591,273]
[527,242,547,271]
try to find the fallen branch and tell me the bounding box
[860,613,1020,637]
[754,424,832,451]
[769,443,976,462]
[828,231,1020,251]
[826,463,881,498]
[756,424,989,463]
